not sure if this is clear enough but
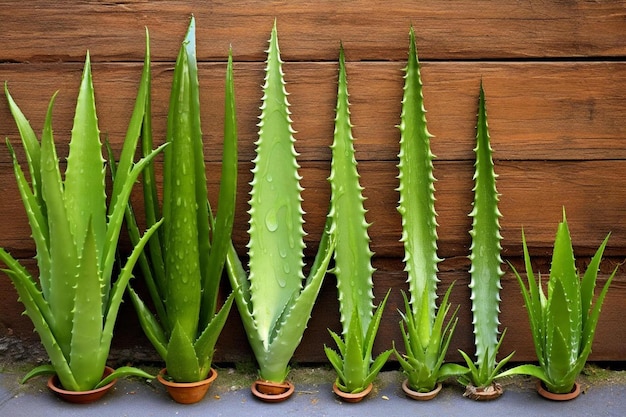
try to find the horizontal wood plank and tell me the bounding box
[2,160,625,259]
[0,1,624,62]
[1,62,625,163]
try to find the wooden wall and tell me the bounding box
[1,1,625,364]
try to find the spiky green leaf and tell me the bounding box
[329,44,375,335]
[468,82,504,369]
[397,26,440,324]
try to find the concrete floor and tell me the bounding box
[1,365,626,417]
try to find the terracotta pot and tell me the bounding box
[157,368,218,404]
[47,366,116,404]
[536,380,581,401]
[332,382,373,403]
[463,381,503,401]
[402,380,442,401]
[251,379,295,402]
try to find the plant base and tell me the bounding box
[47,366,116,404]
[536,380,581,401]
[402,380,442,401]
[251,379,295,402]
[332,382,373,403]
[463,382,503,401]
[157,368,218,404]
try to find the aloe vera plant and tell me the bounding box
[0,44,163,391]
[393,27,467,394]
[498,209,617,395]
[458,83,514,396]
[323,45,392,395]
[225,21,335,386]
[122,18,236,384]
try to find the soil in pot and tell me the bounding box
[332,382,373,403]
[251,379,295,402]
[47,366,116,404]
[463,381,503,401]
[402,380,442,401]
[157,368,218,404]
[536,380,581,401]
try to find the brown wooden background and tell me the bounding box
[1,1,625,365]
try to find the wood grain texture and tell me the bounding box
[0,1,624,62]
[1,62,625,162]
[1,0,625,362]
[2,160,625,257]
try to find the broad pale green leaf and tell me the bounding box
[225,21,332,384]
[70,224,106,391]
[64,53,107,261]
[247,20,306,341]
[166,323,200,383]
[548,211,581,365]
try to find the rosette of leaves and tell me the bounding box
[457,83,514,398]
[323,45,393,395]
[122,17,236,383]
[498,209,617,395]
[0,41,163,391]
[393,26,467,394]
[225,20,335,385]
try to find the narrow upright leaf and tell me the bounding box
[329,44,375,335]
[397,27,440,325]
[468,82,504,367]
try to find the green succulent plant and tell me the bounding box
[121,17,236,384]
[392,26,467,394]
[0,41,163,391]
[323,45,392,395]
[498,209,617,394]
[225,20,335,385]
[458,82,514,394]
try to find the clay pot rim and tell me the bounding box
[157,367,218,388]
[401,379,442,400]
[463,381,504,401]
[332,381,373,402]
[251,379,295,402]
[47,365,117,403]
[536,380,581,401]
[157,368,218,404]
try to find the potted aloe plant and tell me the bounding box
[497,209,617,401]
[323,45,393,403]
[225,20,335,403]
[0,41,162,402]
[457,83,514,400]
[393,27,467,400]
[121,17,236,404]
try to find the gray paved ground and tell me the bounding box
[1,365,626,416]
